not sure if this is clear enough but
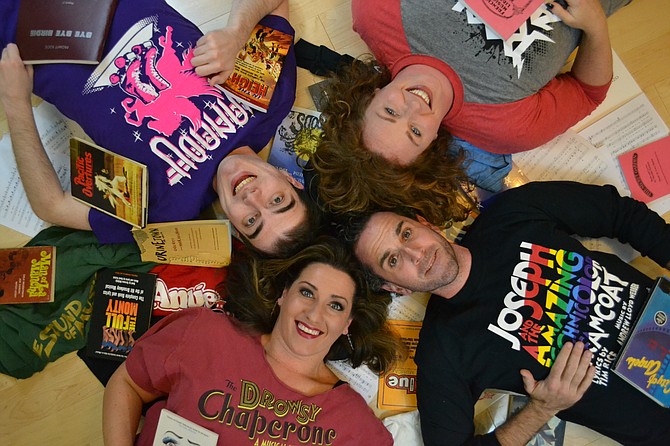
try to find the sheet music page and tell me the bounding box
[513,130,627,191]
[327,361,378,404]
[0,102,72,236]
[579,94,669,158]
[388,294,427,321]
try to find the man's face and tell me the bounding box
[215,151,306,254]
[354,212,459,294]
[362,64,453,165]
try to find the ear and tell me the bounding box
[381,282,414,297]
[278,288,288,306]
[281,170,305,190]
[416,214,442,233]
[341,318,353,336]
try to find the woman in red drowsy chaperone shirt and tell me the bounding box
[102,237,402,445]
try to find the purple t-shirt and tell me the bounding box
[2,0,296,243]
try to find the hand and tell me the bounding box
[0,44,34,108]
[191,27,247,86]
[546,0,608,35]
[520,341,595,417]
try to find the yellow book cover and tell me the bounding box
[221,23,292,112]
[132,220,232,268]
[377,320,421,411]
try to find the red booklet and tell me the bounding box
[460,0,545,40]
[618,135,670,203]
[15,0,119,64]
[0,246,56,304]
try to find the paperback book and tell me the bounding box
[267,106,323,186]
[86,268,156,361]
[221,23,292,112]
[16,0,119,64]
[153,409,219,446]
[618,135,670,204]
[459,0,545,41]
[613,276,670,408]
[0,246,56,304]
[377,320,421,411]
[132,220,232,268]
[70,137,148,228]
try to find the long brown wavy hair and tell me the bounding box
[309,57,474,227]
[224,236,404,374]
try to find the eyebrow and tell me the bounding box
[246,196,296,240]
[378,220,405,269]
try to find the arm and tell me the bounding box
[191,0,289,85]
[0,44,91,229]
[494,342,595,446]
[103,363,161,446]
[549,0,613,88]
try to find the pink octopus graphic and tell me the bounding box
[109,26,221,137]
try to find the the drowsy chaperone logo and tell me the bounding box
[83,17,255,186]
[198,379,340,445]
[488,241,640,387]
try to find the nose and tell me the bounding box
[304,300,325,323]
[241,186,263,206]
[403,243,423,264]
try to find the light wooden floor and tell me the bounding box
[1,0,668,444]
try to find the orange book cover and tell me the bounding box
[0,246,56,304]
[377,320,421,411]
[221,23,292,112]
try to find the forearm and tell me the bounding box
[227,0,288,45]
[5,98,91,229]
[494,399,556,446]
[570,24,612,87]
[103,365,149,446]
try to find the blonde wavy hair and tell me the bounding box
[309,57,473,226]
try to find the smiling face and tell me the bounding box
[354,212,460,295]
[215,148,306,254]
[362,64,454,165]
[274,263,355,359]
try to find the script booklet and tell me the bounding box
[86,268,156,361]
[618,135,670,204]
[613,276,670,408]
[16,0,119,64]
[377,320,421,411]
[70,137,148,229]
[220,23,292,112]
[153,409,219,446]
[267,106,323,186]
[0,246,56,304]
[460,0,545,40]
[132,220,232,268]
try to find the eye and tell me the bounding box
[411,126,421,136]
[329,302,345,311]
[402,229,411,240]
[385,107,399,117]
[245,215,257,227]
[272,195,284,205]
[300,287,314,298]
[388,255,398,268]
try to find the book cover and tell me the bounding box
[220,23,292,112]
[86,268,156,361]
[0,246,56,304]
[70,137,148,228]
[613,276,670,408]
[474,390,511,435]
[267,107,323,186]
[618,135,670,204]
[460,0,545,41]
[132,220,232,268]
[16,0,119,64]
[153,408,219,446]
[377,320,421,411]
[308,79,331,112]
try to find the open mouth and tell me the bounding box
[232,175,256,195]
[407,87,431,109]
[297,321,322,337]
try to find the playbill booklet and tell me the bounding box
[221,23,292,112]
[70,137,148,228]
[153,409,218,446]
[377,320,421,411]
[613,277,670,407]
[0,246,56,304]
